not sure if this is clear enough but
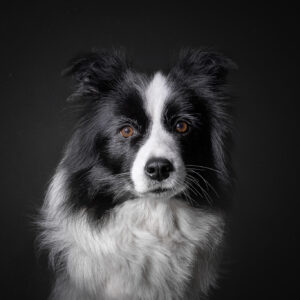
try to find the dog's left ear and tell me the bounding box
[63,49,129,101]
[171,48,237,86]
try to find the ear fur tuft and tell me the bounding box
[63,49,129,101]
[172,48,237,84]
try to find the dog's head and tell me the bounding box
[61,49,236,218]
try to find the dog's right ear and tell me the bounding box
[62,49,129,101]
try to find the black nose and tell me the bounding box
[144,158,174,181]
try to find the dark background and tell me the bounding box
[1,1,299,299]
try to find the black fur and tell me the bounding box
[61,48,235,222]
[169,49,237,201]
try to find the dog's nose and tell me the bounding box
[144,158,174,181]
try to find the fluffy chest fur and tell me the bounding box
[46,186,224,300]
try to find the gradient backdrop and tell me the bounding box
[1,2,299,299]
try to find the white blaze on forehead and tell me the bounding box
[143,72,174,159]
[131,72,185,194]
[144,72,170,122]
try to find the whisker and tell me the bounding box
[185,164,221,174]
[172,178,196,207]
[186,174,213,207]
[187,169,219,198]
[182,182,198,207]
[185,176,205,198]
[185,177,208,207]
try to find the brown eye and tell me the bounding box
[175,121,188,133]
[120,126,134,138]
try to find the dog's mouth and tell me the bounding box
[142,185,184,198]
[132,176,187,199]
[149,187,170,194]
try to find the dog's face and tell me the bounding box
[94,72,211,200]
[62,50,235,218]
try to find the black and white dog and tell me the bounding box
[40,49,235,300]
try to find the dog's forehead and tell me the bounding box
[143,72,171,120]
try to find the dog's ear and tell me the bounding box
[171,48,237,86]
[63,49,129,101]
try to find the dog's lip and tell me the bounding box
[149,187,170,194]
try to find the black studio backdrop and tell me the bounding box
[1,2,299,299]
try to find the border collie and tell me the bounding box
[39,49,236,300]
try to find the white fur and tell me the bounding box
[41,169,225,300]
[40,73,225,299]
[131,73,185,195]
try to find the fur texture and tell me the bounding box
[39,49,235,300]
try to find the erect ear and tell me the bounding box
[171,48,237,86]
[62,49,129,101]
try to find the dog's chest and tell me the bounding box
[87,198,223,300]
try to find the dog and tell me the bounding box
[39,48,236,300]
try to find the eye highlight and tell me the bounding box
[120,126,134,138]
[175,121,189,133]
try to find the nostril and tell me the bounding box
[144,157,174,181]
[161,164,172,174]
[146,166,156,174]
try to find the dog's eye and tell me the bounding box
[175,121,189,133]
[120,126,134,138]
